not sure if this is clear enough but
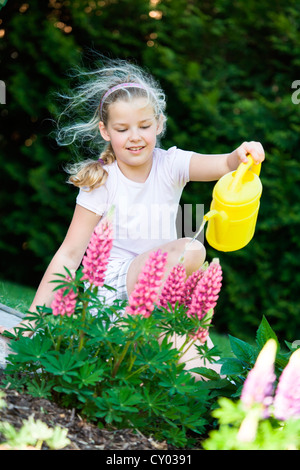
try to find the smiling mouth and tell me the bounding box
[127,146,145,152]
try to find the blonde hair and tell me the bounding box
[55,57,167,191]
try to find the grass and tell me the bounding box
[0,279,35,313]
[0,279,233,356]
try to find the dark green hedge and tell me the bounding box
[1,0,300,340]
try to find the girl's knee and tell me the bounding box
[127,238,206,295]
[170,238,206,275]
[183,238,206,274]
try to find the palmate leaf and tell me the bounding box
[175,404,207,433]
[86,321,126,346]
[73,363,105,389]
[8,335,53,363]
[40,350,85,382]
[158,369,199,396]
[93,387,142,424]
[141,387,168,417]
[26,378,55,399]
[135,341,179,373]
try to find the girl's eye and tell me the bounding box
[115,124,151,132]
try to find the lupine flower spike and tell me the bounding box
[126,249,168,318]
[183,266,206,308]
[81,216,113,287]
[51,282,78,317]
[237,339,278,443]
[240,338,277,416]
[273,347,300,420]
[187,258,222,321]
[158,263,186,311]
[189,326,209,344]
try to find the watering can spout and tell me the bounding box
[204,210,229,244]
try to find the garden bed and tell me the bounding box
[0,370,167,451]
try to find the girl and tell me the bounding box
[0,59,265,372]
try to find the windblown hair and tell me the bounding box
[55,57,167,191]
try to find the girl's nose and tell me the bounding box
[128,127,141,141]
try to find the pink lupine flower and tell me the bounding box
[158,263,186,311]
[273,348,300,421]
[126,249,168,318]
[187,258,222,321]
[81,217,113,287]
[189,326,209,344]
[51,284,78,317]
[183,267,205,308]
[240,339,277,416]
[237,408,260,443]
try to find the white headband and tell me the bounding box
[99,82,147,120]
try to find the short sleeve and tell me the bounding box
[76,185,108,216]
[162,146,193,188]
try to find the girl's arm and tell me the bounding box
[30,204,102,312]
[189,141,265,182]
[0,204,101,335]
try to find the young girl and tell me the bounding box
[0,59,265,372]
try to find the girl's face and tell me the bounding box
[99,97,163,180]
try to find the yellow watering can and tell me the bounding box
[204,155,263,252]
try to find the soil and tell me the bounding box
[0,370,168,451]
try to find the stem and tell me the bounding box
[179,336,197,360]
[47,324,56,348]
[177,335,192,353]
[125,365,149,381]
[181,340,196,356]
[54,317,63,352]
[35,439,43,450]
[112,340,132,378]
[128,348,137,372]
[78,300,88,353]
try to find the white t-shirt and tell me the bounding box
[76,146,193,260]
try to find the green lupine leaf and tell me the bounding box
[229,335,258,364]
[220,358,247,376]
[8,335,53,363]
[40,351,85,381]
[256,316,279,350]
[73,363,105,389]
[142,388,169,416]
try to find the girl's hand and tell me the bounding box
[233,141,265,166]
[0,320,35,338]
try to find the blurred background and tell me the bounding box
[0,0,300,342]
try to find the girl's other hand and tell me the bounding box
[0,320,35,338]
[234,141,265,165]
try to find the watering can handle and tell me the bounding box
[228,154,261,192]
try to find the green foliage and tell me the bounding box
[203,397,300,450]
[2,277,300,448]
[1,0,300,339]
[218,316,292,393]
[0,391,70,450]
[0,1,8,11]
[202,320,300,451]
[203,318,300,450]
[1,266,233,448]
